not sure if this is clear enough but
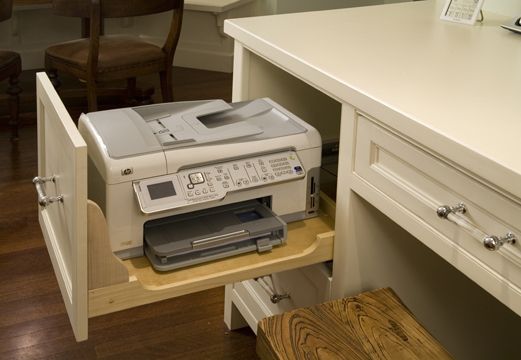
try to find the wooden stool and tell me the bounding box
[256,287,452,360]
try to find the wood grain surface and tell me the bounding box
[257,287,452,360]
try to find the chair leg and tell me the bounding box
[7,73,22,141]
[159,69,173,103]
[47,69,61,90]
[87,80,98,112]
[127,77,137,106]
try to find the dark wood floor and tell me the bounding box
[0,68,260,359]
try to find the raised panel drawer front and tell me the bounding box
[353,114,521,316]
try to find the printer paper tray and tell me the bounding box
[143,200,288,272]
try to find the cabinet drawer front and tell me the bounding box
[234,264,332,325]
[353,114,521,307]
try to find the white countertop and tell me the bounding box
[224,1,521,199]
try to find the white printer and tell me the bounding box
[78,98,321,271]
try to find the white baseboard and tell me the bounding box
[174,46,233,73]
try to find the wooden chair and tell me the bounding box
[45,0,184,112]
[0,0,22,140]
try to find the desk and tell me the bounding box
[224,1,521,358]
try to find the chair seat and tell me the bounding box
[0,50,21,76]
[45,35,166,76]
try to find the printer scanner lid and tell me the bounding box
[85,98,308,159]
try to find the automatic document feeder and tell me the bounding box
[78,98,321,271]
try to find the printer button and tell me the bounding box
[187,183,194,189]
[187,191,194,197]
[189,172,205,184]
[203,188,208,194]
[195,190,201,195]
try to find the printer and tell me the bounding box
[78,98,321,271]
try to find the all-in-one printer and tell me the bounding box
[78,98,321,271]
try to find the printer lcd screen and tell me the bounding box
[148,181,177,200]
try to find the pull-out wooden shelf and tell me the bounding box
[36,72,335,341]
[89,213,334,317]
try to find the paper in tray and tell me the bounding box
[144,200,287,271]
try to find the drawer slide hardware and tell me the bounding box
[32,176,64,207]
[437,202,517,251]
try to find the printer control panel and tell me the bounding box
[133,150,306,214]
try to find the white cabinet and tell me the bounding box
[35,72,335,341]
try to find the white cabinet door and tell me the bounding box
[35,72,88,341]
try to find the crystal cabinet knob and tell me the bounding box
[436,203,466,219]
[483,232,517,251]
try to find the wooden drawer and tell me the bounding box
[36,72,335,341]
[230,263,332,333]
[353,113,521,316]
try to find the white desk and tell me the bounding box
[224,1,521,358]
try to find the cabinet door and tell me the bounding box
[35,72,88,341]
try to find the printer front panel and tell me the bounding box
[103,147,320,259]
[134,150,308,214]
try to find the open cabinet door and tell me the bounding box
[35,72,88,341]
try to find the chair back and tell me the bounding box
[52,0,180,18]
[0,0,13,22]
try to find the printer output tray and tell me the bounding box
[144,200,287,271]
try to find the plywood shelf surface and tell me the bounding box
[89,212,334,317]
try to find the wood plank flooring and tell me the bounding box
[0,67,259,359]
